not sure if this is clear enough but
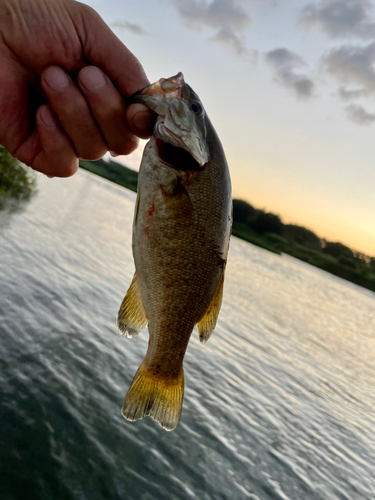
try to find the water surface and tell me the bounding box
[1,170,375,500]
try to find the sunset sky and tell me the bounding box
[84,0,375,255]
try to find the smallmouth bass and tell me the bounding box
[117,73,232,431]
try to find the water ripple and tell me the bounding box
[1,170,375,499]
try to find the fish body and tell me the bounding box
[117,73,232,430]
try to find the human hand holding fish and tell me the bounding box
[117,73,232,431]
[0,0,153,177]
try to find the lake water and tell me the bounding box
[1,169,375,500]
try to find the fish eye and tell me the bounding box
[191,102,203,116]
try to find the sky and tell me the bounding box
[84,0,375,255]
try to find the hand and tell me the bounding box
[0,0,153,177]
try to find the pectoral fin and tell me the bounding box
[197,271,225,345]
[117,273,148,338]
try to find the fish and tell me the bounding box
[117,73,232,431]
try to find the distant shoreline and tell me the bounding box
[79,159,375,294]
[79,158,138,193]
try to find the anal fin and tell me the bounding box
[197,271,225,345]
[117,273,148,338]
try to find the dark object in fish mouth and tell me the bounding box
[156,140,202,171]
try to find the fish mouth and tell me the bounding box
[154,139,201,171]
[130,73,209,168]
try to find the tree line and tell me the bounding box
[232,198,375,289]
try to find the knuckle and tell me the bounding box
[79,3,97,18]
[95,102,126,126]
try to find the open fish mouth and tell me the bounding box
[130,73,210,168]
[154,138,202,171]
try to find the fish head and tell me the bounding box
[131,73,210,168]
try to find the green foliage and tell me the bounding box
[250,210,283,235]
[232,199,256,224]
[0,145,37,210]
[79,158,138,192]
[231,222,281,254]
[322,241,353,259]
[264,233,288,251]
[283,224,321,250]
[338,256,358,270]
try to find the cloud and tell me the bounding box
[321,42,375,95]
[212,27,250,57]
[300,0,375,40]
[112,20,146,35]
[338,86,367,100]
[169,0,254,57]
[345,103,375,124]
[320,42,375,124]
[265,48,315,99]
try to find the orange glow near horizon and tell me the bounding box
[232,175,375,257]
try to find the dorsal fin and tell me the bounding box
[197,271,225,345]
[117,273,148,338]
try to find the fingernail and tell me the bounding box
[109,151,118,157]
[40,106,56,128]
[80,66,107,90]
[133,110,153,132]
[45,66,69,90]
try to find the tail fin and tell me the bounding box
[122,360,184,431]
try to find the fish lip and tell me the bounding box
[128,73,185,106]
[181,134,209,167]
[129,74,209,167]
